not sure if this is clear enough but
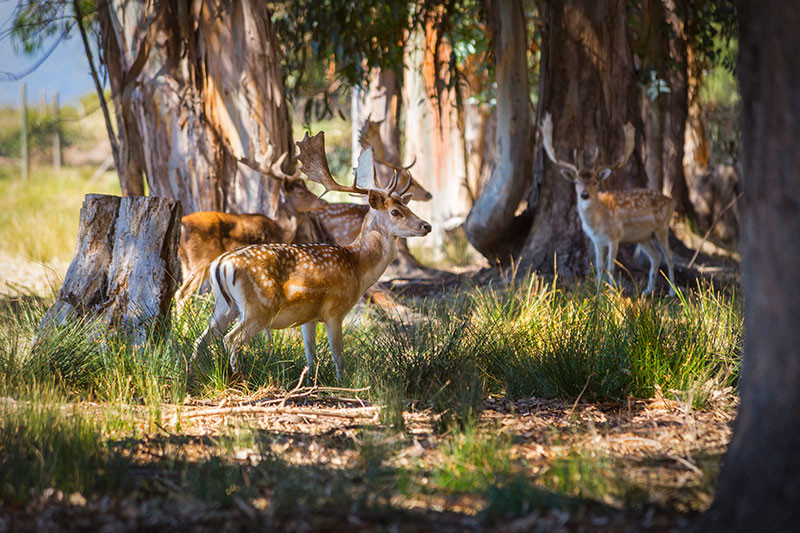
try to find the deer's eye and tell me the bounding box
[391,209,402,217]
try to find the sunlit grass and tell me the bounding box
[0,165,120,263]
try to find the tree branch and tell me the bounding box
[73,0,120,174]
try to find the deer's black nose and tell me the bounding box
[580,191,590,200]
[421,222,432,233]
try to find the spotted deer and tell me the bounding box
[176,148,329,304]
[190,133,432,380]
[540,113,676,295]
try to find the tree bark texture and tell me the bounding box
[403,22,471,252]
[702,1,800,530]
[352,67,403,186]
[98,0,292,217]
[659,0,692,215]
[518,0,647,275]
[40,194,182,343]
[464,0,532,261]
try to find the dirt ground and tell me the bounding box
[0,390,736,532]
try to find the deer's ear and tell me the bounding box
[400,193,413,205]
[598,168,613,181]
[368,190,386,209]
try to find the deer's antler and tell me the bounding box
[297,132,369,196]
[237,143,301,182]
[540,113,579,177]
[597,122,635,174]
[358,118,417,172]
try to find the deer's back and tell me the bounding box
[314,203,369,245]
[180,212,286,275]
[596,189,674,242]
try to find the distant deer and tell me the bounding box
[176,147,330,303]
[189,133,432,380]
[539,113,676,295]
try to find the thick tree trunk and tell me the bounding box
[518,0,647,275]
[464,0,532,261]
[702,2,800,530]
[40,194,182,343]
[98,0,292,217]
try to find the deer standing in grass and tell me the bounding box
[189,132,432,380]
[540,113,676,295]
[176,147,330,304]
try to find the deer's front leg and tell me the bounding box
[606,241,620,286]
[301,322,317,374]
[324,318,345,381]
[592,240,606,287]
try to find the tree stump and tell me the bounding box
[39,194,182,343]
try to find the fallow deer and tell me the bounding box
[304,119,432,247]
[540,113,676,295]
[176,148,329,303]
[189,133,432,380]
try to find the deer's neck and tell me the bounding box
[347,212,397,293]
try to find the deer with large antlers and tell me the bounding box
[189,132,431,380]
[540,113,676,295]
[304,118,432,247]
[176,146,330,304]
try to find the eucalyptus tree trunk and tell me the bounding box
[352,67,403,185]
[517,0,647,275]
[464,0,532,261]
[702,1,800,530]
[403,23,471,251]
[98,0,292,216]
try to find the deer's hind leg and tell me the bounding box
[190,294,236,377]
[638,240,662,295]
[223,311,270,376]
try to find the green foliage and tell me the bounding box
[10,1,97,57]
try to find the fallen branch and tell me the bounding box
[183,404,378,420]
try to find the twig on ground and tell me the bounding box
[183,404,378,420]
[566,373,594,418]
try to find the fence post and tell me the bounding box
[20,82,28,180]
[53,92,62,170]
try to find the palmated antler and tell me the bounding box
[540,113,579,177]
[358,117,417,172]
[597,122,635,175]
[297,132,369,196]
[237,143,300,182]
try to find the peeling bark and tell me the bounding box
[98,0,292,216]
[403,23,471,253]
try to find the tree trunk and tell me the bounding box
[702,2,800,530]
[464,0,532,261]
[518,0,647,275]
[403,22,471,253]
[40,194,182,343]
[660,0,692,215]
[352,67,403,186]
[98,0,292,216]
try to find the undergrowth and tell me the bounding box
[0,277,741,512]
